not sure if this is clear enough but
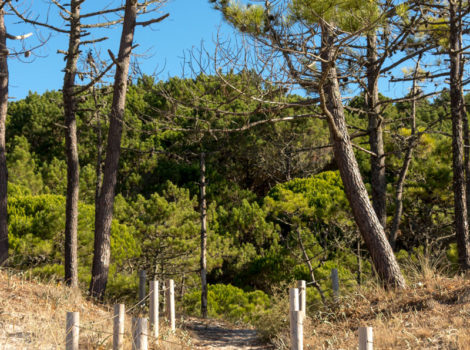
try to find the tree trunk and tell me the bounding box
[296,229,325,303]
[199,152,208,318]
[320,27,405,288]
[463,102,470,217]
[90,0,137,298]
[63,0,81,287]
[0,10,8,266]
[366,33,387,229]
[389,58,420,250]
[449,0,470,270]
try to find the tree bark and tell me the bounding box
[63,0,81,287]
[0,10,8,266]
[199,152,208,318]
[449,0,470,270]
[389,138,413,251]
[389,58,420,250]
[366,33,387,229]
[296,229,325,303]
[90,0,137,298]
[320,27,406,288]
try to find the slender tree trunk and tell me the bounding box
[63,0,81,287]
[296,229,325,303]
[449,0,470,270]
[389,57,422,250]
[92,88,103,206]
[320,27,405,288]
[389,142,413,251]
[0,10,8,266]
[463,103,470,216]
[199,152,208,319]
[366,33,387,229]
[461,19,470,223]
[90,0,137,298]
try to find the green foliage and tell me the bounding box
[266,171,351,226]
[446,244,458,267]
[184,284,271,323]
[289,0,381,32]
[123,182,199,278]
[7,190,139,291]
[7,91,64,162]
[222,2,266,34]
[6,72,468,320]
[41,158,67,195]
[79,164,97,203]
[7,136,43,195]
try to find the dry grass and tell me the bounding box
[0,269,191,349]
[304,274,470,349]
[5,256,470,350]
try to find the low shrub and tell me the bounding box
[183,283,271,324]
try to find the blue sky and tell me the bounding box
[7,0,230,100]
[5,0,421,101]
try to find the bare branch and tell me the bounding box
[7,1,69,33]
[136,13,169,27]
[6,32,32,40]
[73,61,115,96]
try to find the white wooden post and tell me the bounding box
[132,317,148,350]
[139,270,146,306]
[331,268,339,300]
[359,327,373,350]
[149,280,159,339]
[289,288,300,350]
[165,279,175,331]
[65,312,79,350]
[297,280,306,317]
[291,310,303,350]
[113,304,125,350]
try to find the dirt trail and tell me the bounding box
[183,317,274,350]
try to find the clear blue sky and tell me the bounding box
[7,0,231,100]
[5,0,417,101]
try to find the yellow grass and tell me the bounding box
[304,275,470,349]
[0,269,190,349]
[3,259,470,350]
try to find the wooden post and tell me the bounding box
[139,270,146,306]
[291,310,303,350]
[113,304,125,350]
[289,288,299,350]
[65,312,79,350]
[132,317,148,350]
[297,280,306,317]
[149,280,159,339]
[331,268,339,300]
[165,279,175,331]
[359,327,373,350]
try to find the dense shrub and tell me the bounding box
[183,284,271,323]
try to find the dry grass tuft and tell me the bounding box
[304,273,470,349]
[0,269,191,349]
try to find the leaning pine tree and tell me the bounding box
[211,0,406,288]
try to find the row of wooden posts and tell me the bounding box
[290,276,373,350]
[65,277,176,350]
[65,269,371,349]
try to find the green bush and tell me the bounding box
[183,284,271,323]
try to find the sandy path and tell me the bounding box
[183,317,274,350]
